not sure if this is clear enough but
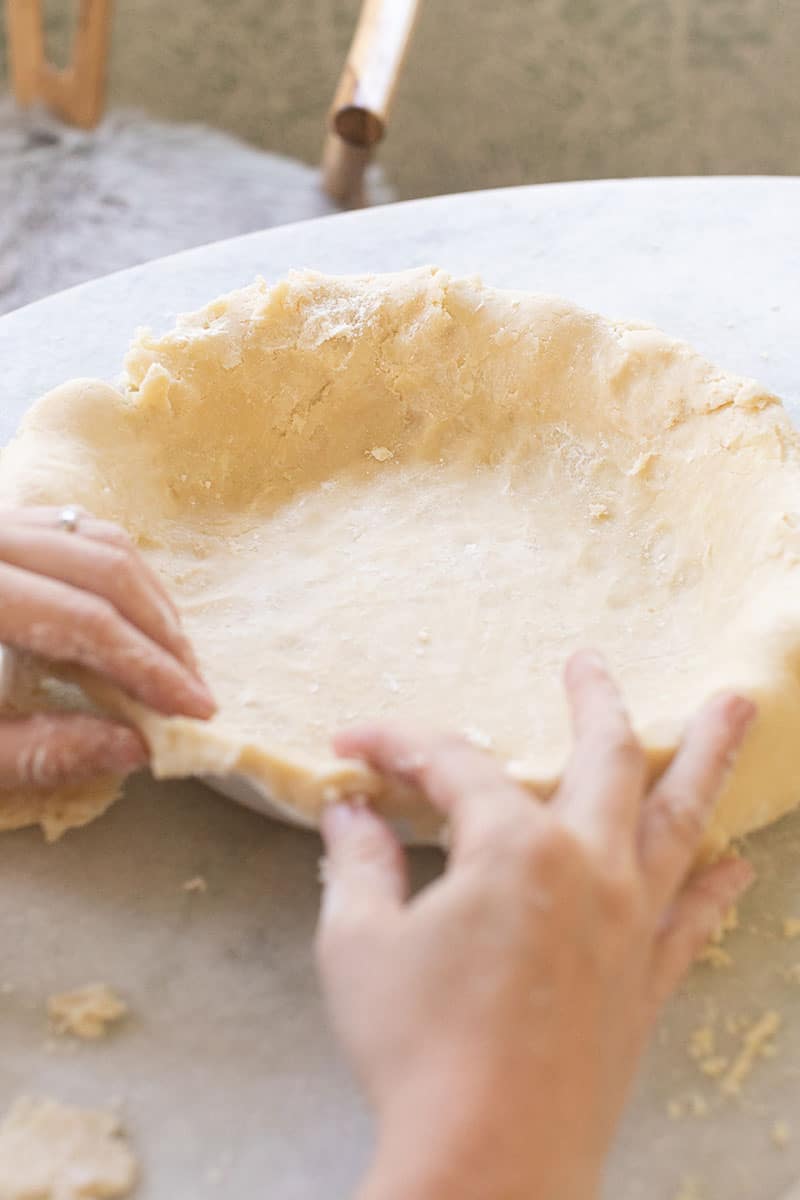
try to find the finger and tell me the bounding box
[0,524,198,675]
[555,651,647,852]
[318,803,407,935]
[640,693,755,909]
[334,724,537,861]
[0,713,147,789]
[4,507,183,624]
[647,857,755,1015]
[0,561,215,719]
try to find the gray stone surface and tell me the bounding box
[1,179,800,1198]
[0,99,347,315]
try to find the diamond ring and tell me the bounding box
[58,506,81,534]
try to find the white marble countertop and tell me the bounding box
[2,177,800,1199]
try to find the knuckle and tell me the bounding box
[84,595,119,638]
[105,546,139,590]
[111,541,136,570]
[597,870,639,923]
[96,521,133,549]
[519,822,582,874]
[605,729,645,771]
[650,790,707,850]
[581,729,645,778]
[707,735,737,777]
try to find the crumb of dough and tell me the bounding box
[720,1010,781,1097]
[667,1093,709,1121]
[589,502,611,520]
[782,917,800,939]
[47,984,127,1040]
[772,1120,791,1149]
[710,905,739,944]
[461,726,493,749]
[674,1177,703,1200]
[626,451,656,478]
[182,875,208,893]
[725,1014,748,1036]
[0,983,15,996]
[784,963,800,985]
[0,1097,136,1198]
[368,446,394,462]
[689,1026,715,1060]
[697,944,733,968]
[700,1056,729,1078]
[0,776,121,842]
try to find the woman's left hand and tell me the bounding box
[0,506,215,789]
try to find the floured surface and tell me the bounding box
[3,266,800,849]
[0,1097,136,1199]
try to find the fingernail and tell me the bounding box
[729,696,756,735]
[102,728,148,772]
[185,675,217,717]
[180,635,200,674]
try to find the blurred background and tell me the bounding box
[2,0,799,201]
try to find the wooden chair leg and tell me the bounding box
[322,0,421,207]
[321,134,372,209]
[5,0,112,129]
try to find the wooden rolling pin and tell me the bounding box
[322,0,421,206]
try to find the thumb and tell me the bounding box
[318,803,407,933]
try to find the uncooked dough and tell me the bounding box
[0,1097,136,1199]
[2,267,800,853]
[48,983,127,1040]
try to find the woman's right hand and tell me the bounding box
[0,506,215,789]
[317,654,756,1200]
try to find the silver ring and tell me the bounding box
[58,506,81,534]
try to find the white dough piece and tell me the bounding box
[0,1097,136,1199]
[48,984,127,1040]
[2,267,800,854]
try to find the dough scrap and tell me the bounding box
[0,1097,136,1199]
[48,984,127,1040]
[2,267,800,853]
[182,875,208,893]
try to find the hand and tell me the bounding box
[316,653,756,1200]
[0,506,215,789]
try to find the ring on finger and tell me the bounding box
[57,506,81,534]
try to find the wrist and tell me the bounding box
[357,1107,602,1200]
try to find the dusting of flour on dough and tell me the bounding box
[48,984,127,1040]
[0,1097,136,1199]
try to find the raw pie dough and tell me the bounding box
[48,983,127,1040]
[2,267,800,854]
[0,1097,136,1199]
